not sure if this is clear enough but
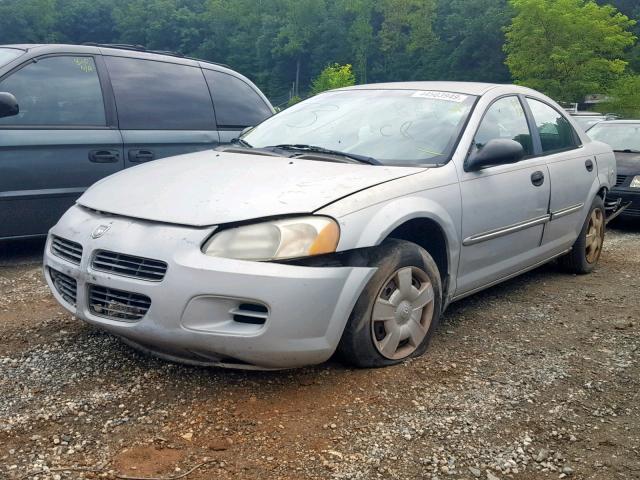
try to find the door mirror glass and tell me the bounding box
[465,138,525,171]
[0,92,18,118]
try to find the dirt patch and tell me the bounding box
[1,226,639,479]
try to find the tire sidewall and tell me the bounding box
[572,196,606,273]
[338,239,443,368]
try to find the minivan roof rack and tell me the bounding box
[81,43,230,68]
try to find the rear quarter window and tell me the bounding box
[203,70,272,128]
[105,56,215,130]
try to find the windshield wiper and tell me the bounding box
[613,149,640,153]
[268,144,381,165]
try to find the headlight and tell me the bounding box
[203,216,340,261]
[631,176,640,188]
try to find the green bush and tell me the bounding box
[310,64,356,95]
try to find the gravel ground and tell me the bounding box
[1,225,638,480]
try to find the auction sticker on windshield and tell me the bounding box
[411,91,469,102]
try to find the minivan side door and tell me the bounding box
[526,98,598,252]
[103,56,220,167]
[0,54,123,239]
[456,95,551,294]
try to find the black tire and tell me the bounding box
[337,239,442,368]
[558,195,606,274]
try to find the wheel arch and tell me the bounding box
[333,195,461,298]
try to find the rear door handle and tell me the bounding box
[531,170,545,187]
[585,159,594,172]
[89,149,120,163]
[128,149,155,163]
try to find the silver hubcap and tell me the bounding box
[371,266,435,360]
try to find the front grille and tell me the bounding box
[92,250,167,281]
[51,236,83,265]
[88,285,151,321]
[615,175,628,187]
[49,268,77,306]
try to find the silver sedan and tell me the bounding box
[43,82,616,369]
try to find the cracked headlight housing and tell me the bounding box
[203,216,340,261]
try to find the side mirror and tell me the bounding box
[0,92,19,119]
[465,138,525,171]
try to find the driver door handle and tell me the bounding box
[89,149,120,163]
[531,170,545,187]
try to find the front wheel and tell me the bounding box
[559,195,606,274]
[337,239,442,368]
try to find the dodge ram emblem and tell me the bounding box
[91,224,111,239]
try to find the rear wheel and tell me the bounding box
[559,196,605,274]
[337,239,442,368]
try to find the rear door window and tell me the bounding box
[527,98,580,153]
[105,56,215,130]
[0,56,106,126]
[203,70,272,128]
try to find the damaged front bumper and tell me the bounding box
[43,205,375,369]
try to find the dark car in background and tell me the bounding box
[0,44,275,240]
[588,120,640,219]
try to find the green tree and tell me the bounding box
[597,0,640,72]
[601,75,640,117]
[310,63,356,94]
[504,0,637,102]
[0,0,56,43]
[273,0,326,97]
[431,0,513,82]
[375,0,437,81]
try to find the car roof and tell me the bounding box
[0,43,228,69]
[336,81,524,96]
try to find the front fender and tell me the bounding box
[318,183,462,292]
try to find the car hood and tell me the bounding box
[614,151,640,175]
[78,150,424,226]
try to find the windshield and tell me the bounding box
[243,89,477,165]
[588,123,640,151]
[0,48,24,68]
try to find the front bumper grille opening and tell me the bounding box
[92,250,168,282]
[231,302,269,325]
[51,235,83,265]
[615,175,628,187]
[88,284,151,321]
[49,268,77,306]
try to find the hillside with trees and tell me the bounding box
[0,0,638,109]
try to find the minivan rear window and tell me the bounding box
[0,48,24,67]
[203,70,273,128]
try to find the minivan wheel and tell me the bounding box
[337,239,442,368]
[559,195,606,274]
